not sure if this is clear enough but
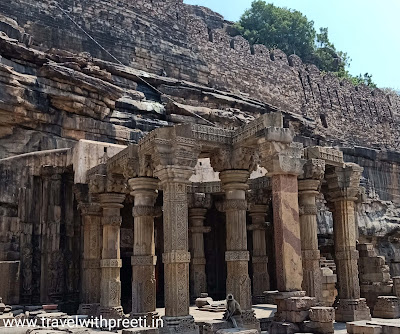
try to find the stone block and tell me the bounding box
[352,324,382,334]
[216,329,258,334]
[122,329,159,334]
[0,261,20,305]
[373,296,400,319]
[269,321,299,334]
[322,274,337,284]
[377,323,400,334]
[335,299,371,322]
[347,322,357,334]
[361,273,391,283]
[279,310,309,323]
[309,307,335,323]
[393,277,400,297]
[281,297,316,311]
[302,320,334,334]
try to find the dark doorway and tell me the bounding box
[204,201,226,301]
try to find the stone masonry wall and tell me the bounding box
[0,0,399,151]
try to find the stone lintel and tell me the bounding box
[304,146,344,167]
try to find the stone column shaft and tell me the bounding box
[99,193,125,312]
[80,203,102,305]
[333,199,360,300]
[272,174,303,292]
[156,167,193,319]
[248,205,270,297]
[299,178,323,300]
[219,170,252,310]
[326,163,371,321]
[189,208,211,300]
[129,177,159,316]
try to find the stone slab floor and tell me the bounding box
[0,304,390,334]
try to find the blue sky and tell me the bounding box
[184,0,400,90]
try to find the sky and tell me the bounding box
[183,0,400,90]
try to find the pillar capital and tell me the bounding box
[248,204,269,216]
[210,146,260,173]
[325,163,363,202]
[98,193,125,208]
[259,141,305,176]
[128,177,159,198]
[188,207,208,220]
[300,159,326,181]
[154,165,194,185]
[79,202,102,217]
[188,193,212,210]
[219,169,250,190]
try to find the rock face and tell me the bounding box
[0,0,399,152]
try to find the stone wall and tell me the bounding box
[0,0,399,151]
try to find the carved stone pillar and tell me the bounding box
[155,166,198,334]
[248,204,270,299]
[79,201,102,311]
[40,166,63,304]
[129,177,159,317]
[99,192,125,317]
[298,159,325,301]
[219,170,253,311]
[325,163,371,322]
[188,193,211,301]
[259,141,305,292]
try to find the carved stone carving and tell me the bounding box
[210,146,259,172]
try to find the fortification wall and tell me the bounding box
[0,0,399,151]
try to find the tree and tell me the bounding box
[236,1,377,87]
[235,1,316,61]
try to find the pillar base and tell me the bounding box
[99,306,124,319]
[240,309,261,332]
[130,311,159,326]
[160,315,199,334]
[78,303,100,316]
[335,298,371,322]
